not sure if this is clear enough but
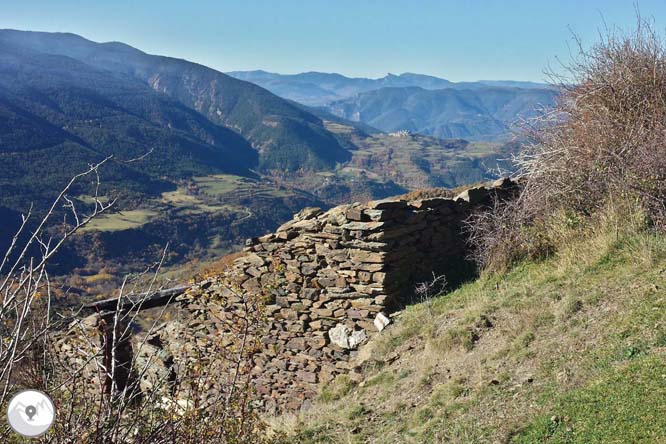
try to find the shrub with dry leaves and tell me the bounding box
[469,18,666,271]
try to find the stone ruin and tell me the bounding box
[53,178,518,413]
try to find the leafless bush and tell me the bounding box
[39,275,273,444]
[0,161,276,443]
[466,196,555,272]
[469,17,666,271]
[0,157,114,408]
[415,273,447,317]
[522,17,666,221]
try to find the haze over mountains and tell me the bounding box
[228,70,557,141]
[227,70,551,106]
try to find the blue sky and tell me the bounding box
[2,0,666,82]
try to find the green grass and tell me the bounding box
[323,121,356,135]
[76,194,110,205]
[193,174,295,199]
[193,174,248,195]
[161,188,201,206]
[283,228,666,443]
[341,130,508,190]
[162,187,234,214]
[81,183,253,233]
[514,356,666,443]
[80,209,158,232]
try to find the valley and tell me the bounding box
[0,28,519,287]
[61,128,509,299]
[1,3,664,444]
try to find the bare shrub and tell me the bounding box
[40,276,273,444]
[469,17,666,271]
[0,157,114,408]
[0,162,276,443]
[522,18,666,222]
[466,197,554,272]
[415,273,447,317]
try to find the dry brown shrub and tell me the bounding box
[469,18,666,271]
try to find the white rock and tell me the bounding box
[329,324,352,349]
[374,312,391,332]
[328,324,367,350]
[349,330,367,349]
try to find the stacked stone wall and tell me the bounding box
[54,179,518,413]
[212,178,517,411]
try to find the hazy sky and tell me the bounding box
[2,0,666,82]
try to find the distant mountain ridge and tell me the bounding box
[0,29,519,276]
[226,70,551,106]
[327,85,557,141]
[227,70,557,141]
[0,29,520,214]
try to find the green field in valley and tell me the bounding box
[80,209,159,232]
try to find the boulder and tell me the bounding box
[328,324,367,350]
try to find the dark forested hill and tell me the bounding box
[0,37,261,211]
[0,30,351,173]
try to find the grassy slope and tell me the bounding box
[282,228,666,443]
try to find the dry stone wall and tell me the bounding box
[212,177,518,412]
[54,179,518,414]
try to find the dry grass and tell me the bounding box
[280,222,666,443]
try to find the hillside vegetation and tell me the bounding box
[284,221,666,443]
[0,29,351,173]
[280,20,666,444]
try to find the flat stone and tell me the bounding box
[367,199,408,210]
[374,312,391,332]
[246,267,262,277]
[328,324,367,350]
[296,207,323,220]
[286,338,307,350]
[362,209,391,221]
[340,239,389,251]
[455,186,489,204]
[295,371,318,384]
[349,330,368,349]
[349,250,386,264]
[258,234,276,243]
[276,230,299,240]
[342,221,385,231]
[352,262,385,272]
[350,284,384,295]
[244,253,265,267]
[328,324,350,349]
[345,207,369,222]
[313,308,334,317]
[286,321,305,333]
